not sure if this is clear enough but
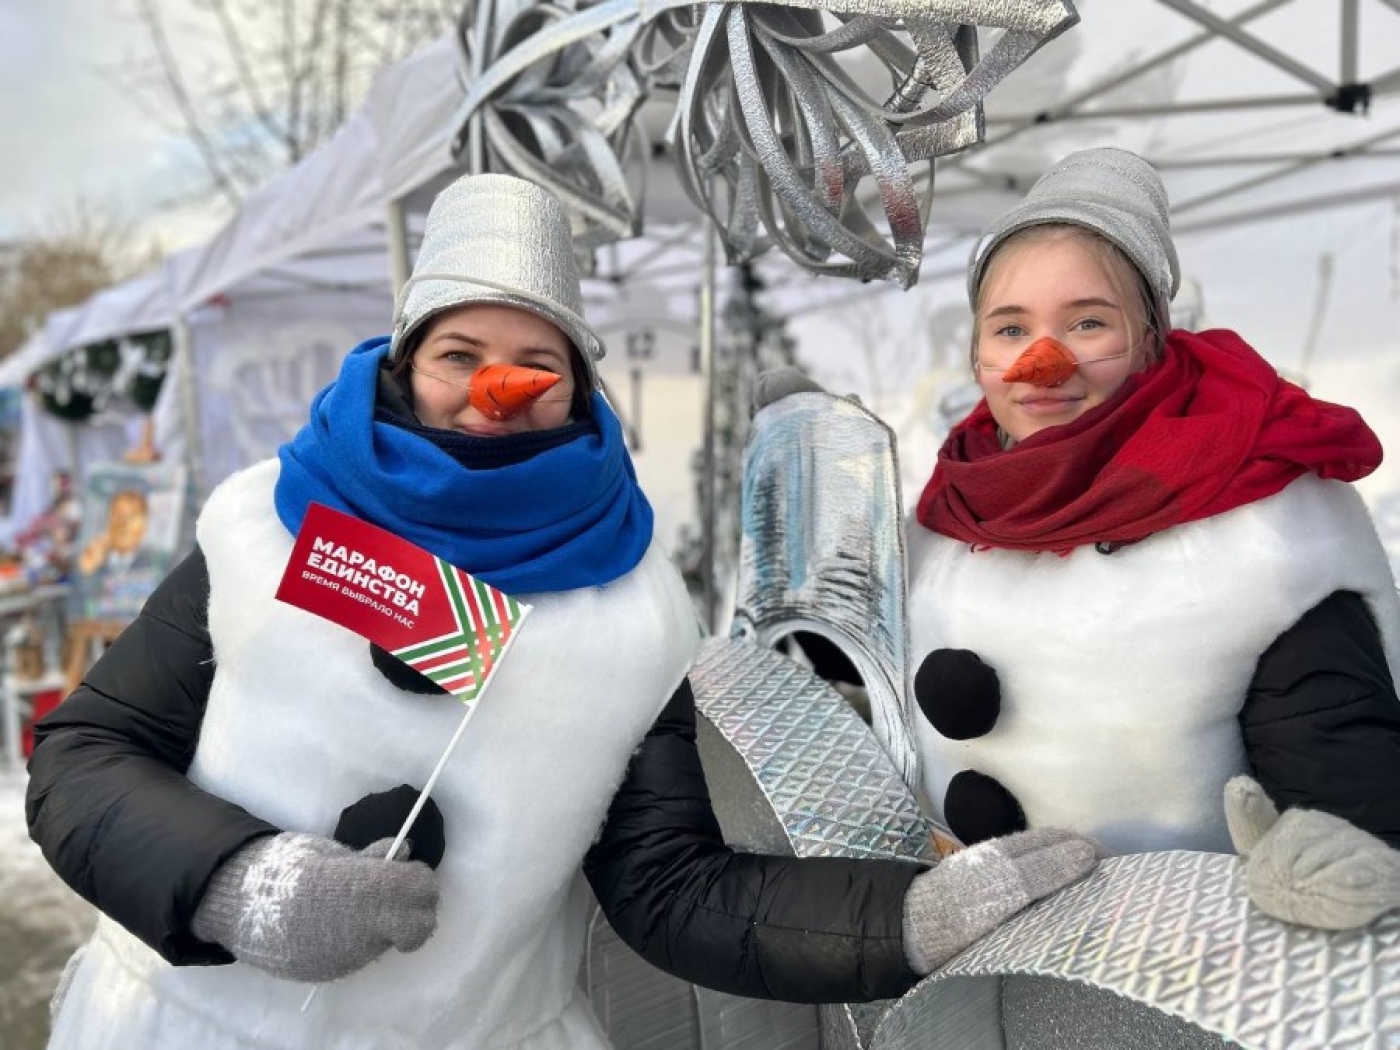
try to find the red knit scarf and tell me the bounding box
[916,329,1382,552]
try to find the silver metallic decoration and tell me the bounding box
[690,636,937,863]
[691,636,944,1050]
[734,389,923,789]
[582,635,936,1048]
[671,1,1079,286]
[882,851,1400,1049]
[452,0,1081,284]
[451,0,650,248]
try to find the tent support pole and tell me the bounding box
[700,218,719,636]
[172,316,206,503]
[1177,121,1400,214]
[1155,0,1334,93]
[948,0,1291,164]
[387,198,411,295]
[1341,0,1359,85]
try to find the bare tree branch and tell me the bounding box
[118,0,455,203]
[133,0,241,206]
[207,0,286,156]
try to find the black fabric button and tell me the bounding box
[371,642,450,695]
[914,648,1001,740]
[944,770,1027,846]
[334,784,447,869]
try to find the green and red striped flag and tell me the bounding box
[275,502,531,706]
[390,560,528,702]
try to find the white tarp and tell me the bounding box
[184,289,391,493]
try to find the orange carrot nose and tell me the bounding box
[1000,337,1078,387]
[468,364,563,420]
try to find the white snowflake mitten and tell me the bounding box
[192,832,438,982]
[1225,776,1400,930]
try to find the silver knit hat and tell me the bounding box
[967,148,1179,334]
[392,173,604,385]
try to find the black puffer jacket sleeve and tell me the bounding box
[584,678,925,1004]
[25,548,279,965]
[1242,589,1400,848]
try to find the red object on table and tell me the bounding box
[22,688,64,758]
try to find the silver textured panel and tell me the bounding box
[691,637,938,1050]
[735,390,922,792]
[583,905,821,1049]
[586,635,934,1050]
[874,851,1400,1050]
[692,637,938,864]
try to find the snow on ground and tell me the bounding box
[0,766,95,1050]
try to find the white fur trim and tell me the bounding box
[908,475,1400,856]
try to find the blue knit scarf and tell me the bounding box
[275,337,653,593]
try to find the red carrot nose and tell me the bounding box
[1001,337,1078,388]
[468,364,563,420]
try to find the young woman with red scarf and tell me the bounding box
[909,148,1400,931]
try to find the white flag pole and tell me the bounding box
[301,607,531,1012]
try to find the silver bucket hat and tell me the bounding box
[392,173,604,386]
[967,148,1179,337]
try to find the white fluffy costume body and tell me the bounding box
[49,459,699,1050]
[909,474,1400,856]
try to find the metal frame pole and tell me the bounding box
[1341,0,1359,86]
[700,218,718,636]
[172,316,206,504]
[1156,0,1334,93]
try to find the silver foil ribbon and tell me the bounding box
[452,0,649,248]
[734,389,922,789]
[452,0,1080,283]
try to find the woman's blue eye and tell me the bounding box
[1076,318,1105,331]
[995,324,1025,338]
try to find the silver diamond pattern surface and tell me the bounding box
[692,637,937,865]
[877,851,1400,1050]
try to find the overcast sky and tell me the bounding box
[0,1,223,248]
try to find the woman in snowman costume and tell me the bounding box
[906,148,1400,929]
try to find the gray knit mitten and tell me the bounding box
[1225,776,1400,930]
[192,832,439,982]
[902,827,1102,974]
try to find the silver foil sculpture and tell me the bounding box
[450,0,1080,284]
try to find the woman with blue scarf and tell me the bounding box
[27,175,1098,1050]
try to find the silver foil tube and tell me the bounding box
[734,390,922,791]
